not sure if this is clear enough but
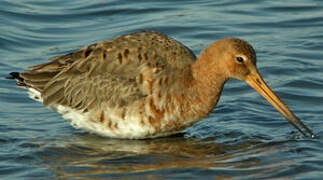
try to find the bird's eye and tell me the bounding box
[236,56,244,63]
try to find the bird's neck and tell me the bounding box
[189,49,228,117]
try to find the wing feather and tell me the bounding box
[17,31,196,111]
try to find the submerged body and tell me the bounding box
[9,30,314,139]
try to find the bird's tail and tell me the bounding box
[7,72,28,87]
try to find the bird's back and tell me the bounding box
[12,31,199,138]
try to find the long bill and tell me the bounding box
[244,71,314,138]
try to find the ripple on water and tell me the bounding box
[1,0,323,179]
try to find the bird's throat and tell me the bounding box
[189,54,228,117]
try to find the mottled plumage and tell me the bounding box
[9,30,314,139]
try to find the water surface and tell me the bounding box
[1,0,323,179]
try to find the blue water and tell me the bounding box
[1,0,323,179]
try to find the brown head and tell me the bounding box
[197,38,314,137]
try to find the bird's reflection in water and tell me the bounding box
[36,133,293,179]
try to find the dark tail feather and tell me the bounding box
[7,72,23,80]
[7,72,27,86]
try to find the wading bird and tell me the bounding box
[9,31,314,139]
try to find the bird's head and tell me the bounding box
[202,38,314,137]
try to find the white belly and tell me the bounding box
[28,87,154,139]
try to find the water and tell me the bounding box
[1,0,323,179]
